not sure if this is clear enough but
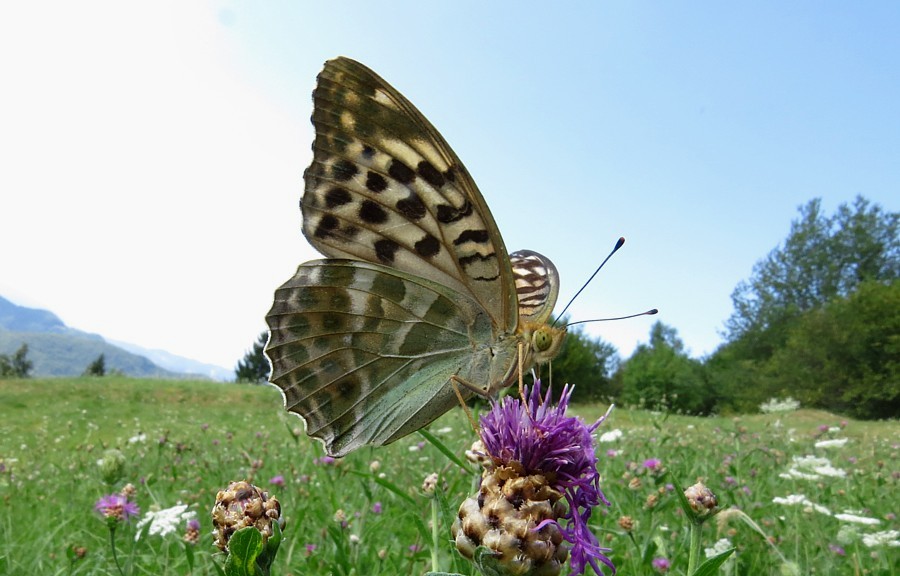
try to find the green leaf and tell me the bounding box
[418,428,473,473]
[182,539,195,572]
[224,527,264,576]
[692,548,735,576]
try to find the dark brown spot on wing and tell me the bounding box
[374,238,400,263]
[388,159,415,184]
[414,233,441,258]
[396,192,426,220]
[359,200,388,224]
[436,200,472,223]
[325,187,352,208]
[453,229,490,245]
[331,159,358,181]
[366,171,388,193]
[314,214,340,239]
[417,160,444,188]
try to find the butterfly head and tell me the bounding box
[523,321,567,366]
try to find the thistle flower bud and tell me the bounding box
[422,472,439,494]
[465,439,492,468]
[452,464,569,575]
[211,480,284,552]
[684,482,718,518]
[97,449,126,485]
[617,516,635,532]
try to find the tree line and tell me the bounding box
[235,195,897,420]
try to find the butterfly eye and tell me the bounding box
[533,328,554,352]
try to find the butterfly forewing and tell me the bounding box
[265,57,566,457]
[302,58,516,331]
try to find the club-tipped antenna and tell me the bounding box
[553,237,626,327]
[566,308,658,328]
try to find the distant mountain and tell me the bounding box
[109,339,232,381]
[0,295,229,379]
[0,295,69,333]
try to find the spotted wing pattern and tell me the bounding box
[265,57,565,457]
[301,57,516,330]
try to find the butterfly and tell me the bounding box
[265,57,566,457]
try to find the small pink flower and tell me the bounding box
[652,556,671,573]
[643,458,662,471]
[269,475,285,487]
[372,502,382,514]
[94,494,140,523]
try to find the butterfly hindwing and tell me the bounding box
[266,259,507,457]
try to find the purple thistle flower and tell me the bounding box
[642,458,662,471]
[94,493,140,522]
[371,502,382,514]
[651,556,671,573]
[269,475,285,487]
[480,381,615,575]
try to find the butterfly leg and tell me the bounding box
[449,377,480,437]
[517,341,526,400]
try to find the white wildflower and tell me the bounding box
[135,504,195,540]
[704,537,734,558]
[434,427,453,434]
[772,494,831,515]
[781,455,846,480]
[827,426,841,433]
[814,438,848,449]
[835,512,880,526]
[779,470,822,481]
[760,397,800,413]
[598,428,623,443]
[861,530,900,548]
[128,433,147,444]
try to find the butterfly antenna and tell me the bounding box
[566,308,658,328]
[553,237,626,327]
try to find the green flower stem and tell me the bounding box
[430,495,440,572]
[108,525,126,576]
[687,522,702,575]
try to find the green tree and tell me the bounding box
[83,354,106,377]
[765,280,899,419]
[617,322,711,414]
[710,196,898,415]
[548,323,619,403]
[235,332,270,383]
[0,343,33,378]
[725,196,898,358]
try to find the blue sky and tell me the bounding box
[1,2,897,371]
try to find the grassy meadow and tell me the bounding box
[0,376,897,575]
